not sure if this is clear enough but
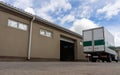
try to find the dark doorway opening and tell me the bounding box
[60,40,75,61]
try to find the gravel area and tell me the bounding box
[0,62,119,75]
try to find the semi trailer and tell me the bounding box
[83,27,118,62]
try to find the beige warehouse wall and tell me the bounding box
[31,21,86,60]
[31,23,60,59]
[76,39,86,60]
[0,10,29,57]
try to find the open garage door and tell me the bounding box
[60,37,75,61]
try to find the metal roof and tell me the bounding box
[0,1,82,39]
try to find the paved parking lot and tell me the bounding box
[0,62,119,75]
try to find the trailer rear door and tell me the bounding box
[83,30,93,52]
[93,28,104,52]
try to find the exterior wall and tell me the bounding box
[0,6,86,61]
[31,21,86,60]
[31,23,60,59]
[76,39,86,60]
[0,10,29,57]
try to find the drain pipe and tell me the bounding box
[28,16,35,60]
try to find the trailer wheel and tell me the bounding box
[107,58,112,62]
[102,60,105,62]
[115,60,118,63]
[107,60,111,62]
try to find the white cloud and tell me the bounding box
[80,6,92,18]
[60,14,75,24]
[97,0,120,19]
[13,0,35,15]
[48,0,71,12]
[25,7,35,15]
[70,0,116,19]
[39,0,71,13]
[13,0,33,9]
[70,18,99,34]
[0,0,5,2]
[36,9,54,22]
[9,0,72,23]
[35,0,72,22]
[90,0,96,3]
[71,3,94,19]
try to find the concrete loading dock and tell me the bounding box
[0,2,86,61]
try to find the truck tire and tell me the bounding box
[107,58,112,62]
[102,60,105,62]
[115,60,118,63]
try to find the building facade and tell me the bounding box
[0,2,86,61]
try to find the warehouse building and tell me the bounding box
[0,2,86,61]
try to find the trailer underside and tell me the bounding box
[85,52,118,62]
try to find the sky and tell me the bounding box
[0,0,120,46]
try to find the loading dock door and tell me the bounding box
[60,38,75,61]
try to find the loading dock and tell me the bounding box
[60,37,75,61]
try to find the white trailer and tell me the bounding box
[83,27,118,62]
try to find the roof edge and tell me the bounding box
[0,1,82,39]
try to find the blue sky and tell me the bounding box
[1,0,120,46]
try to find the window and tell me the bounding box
[46,31,52,37]
[40,29,46,35]
[18,23,27,31]
[40,29,52,38]
[8,19,17,28]
[80,41,83,46]
[8,19,28,31]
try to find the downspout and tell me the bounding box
[28,16,35,60]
